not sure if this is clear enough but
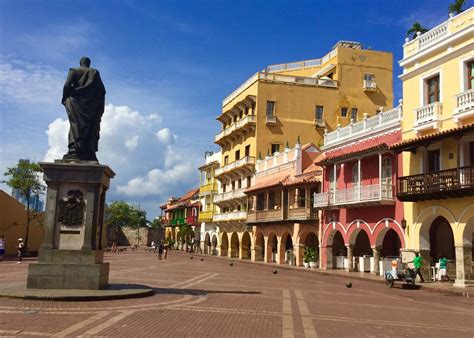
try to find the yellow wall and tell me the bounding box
[0,190,44,255]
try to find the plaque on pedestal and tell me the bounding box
[27,161,115,290]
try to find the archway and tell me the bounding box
[254,232,265,261]
[204,233,211,255]
[211,234,218,255]
[230,232,240,258]
[353,231,372,257]
[280,232,293,264]
[300,231,319,267]
[267,232,278,262]
[331,230,346,269]
[241,232,251,259]
[381,229,401,257]
[220,232,228,257]
[429,216,455,264]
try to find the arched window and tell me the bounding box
[352,162,359,187]
[328,168,335,192]
[381,157,392,197]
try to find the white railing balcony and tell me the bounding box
[213,188,246,203]
[215,156,256,177]
[454,89,474,123]
[363,80,377,91]
[323,104,402,148]
[215,115,256,143]
[402,8,473,60]
[314,183,394,208]
[259,72,338,88]
[414,102,442,132]
[314,119,326,128]
[213,211,247,222]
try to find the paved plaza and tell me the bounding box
[0,251,473,337]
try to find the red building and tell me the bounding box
[314,105,406,274]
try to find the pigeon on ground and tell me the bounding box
[200,258,204,261]
[229,262,233,266]
[190,256,194,259]
[345,282,352,288]
[273,270,278,274]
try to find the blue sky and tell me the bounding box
[0,0,455,217]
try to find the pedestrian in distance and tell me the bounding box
[0,235,5,262]
[410,252,425,283]
[151,241,156,253]
[438,254,449,282]
[158,241,164,260]
[163,241,168,260]
[17,238,25,264]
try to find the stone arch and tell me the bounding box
[428,216,455,261]
[457,211,474,284]
[415,205,457,249]
[346,220,373,246]
[379,228,402,257]
[241,231,251,259]
[254,231,265,261]
[204,233,211,255]
[324,229,346,269]
[211,234,218,255]
[322,222,348,247]
[266,232,278,263]
[297,230,319,267]
[352,230,372,257]
[373,218,406,249]
[278,231,294,264]
[220,232,228,257]
[230,232,240,258]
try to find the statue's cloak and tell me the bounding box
[62,67,106,160]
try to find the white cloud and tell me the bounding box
[43,102,200,206]
[156,128,175,145]
[125,135,140,151]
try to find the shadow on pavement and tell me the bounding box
[153,288,261,296]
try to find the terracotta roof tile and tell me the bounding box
[390,123,474,150]
[244,173,290,193]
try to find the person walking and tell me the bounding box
[411,252,425,283]
[439,254,449,282]
[158,241,164,260]
[17,238,25,264]
[163,240,168,260]
[0,236,5,262]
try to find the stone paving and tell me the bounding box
[0,251,473,337]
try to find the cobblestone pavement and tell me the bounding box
[0,251,473,337]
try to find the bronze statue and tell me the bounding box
[62,57,106,161]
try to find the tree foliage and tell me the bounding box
[3,160,44,250]
[449,0,466,15]
[407,22,429,39]
[105,201,147,228]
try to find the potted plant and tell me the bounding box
[303,247,312,268]
[304,247,318,268]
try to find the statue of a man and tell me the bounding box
[62,57,106,161]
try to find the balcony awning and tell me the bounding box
[245,173,289,194]
[390,123,474,152]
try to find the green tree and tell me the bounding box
[3,160,44,251]
[105,201,147,228]
[407,22,429,39]
[178,224,194,246]
[449,0,466,15]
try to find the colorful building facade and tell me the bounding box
[315,104,405,274]
[213,41,394,257]
[245,143,321,266]
[394,8,474,286]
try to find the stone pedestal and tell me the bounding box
[371,246,381,275]
[27,161,115,290]
[346,245,354,272]
[454,245,473,288]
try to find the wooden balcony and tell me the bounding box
[186,215,198,226]
[314,183,395,208]
[247,206,317,223]
[397,165,474,201]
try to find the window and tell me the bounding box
[327,72,333,79]
[266,101,275,116]
[298,188,306,207]
[381,157,393,197]
[223,183,226,192]
[468,61,474,89]
[235,150,240,161]
[245,145,250,157]
[271,144,280,154]
[268,191,275,209]
[257,193,265,211]
[247,176,251,187]
[237,179,242,189]
[364,74,375,82]
[231,181,235,190]
[341,107,348,117]
[315,105,324,121]
[328,169,335,192]
[426,75,440,104]
[224,155,229,165]
[350,108,358,122]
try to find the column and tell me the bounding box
[371,246,381,275]
[295,188,299,208]
[264,237,273,263]
[378,153,382,198]
[323,246,332,270]
[419,249,431,281]
[454,245,473,287]
[295,243,305,266]
[333,163,337,205]
[358,158,361,201]
[277,238,286,264]
[346,244,354,272]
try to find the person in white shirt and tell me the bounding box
[17,238,24,264]
[0,236,5,262]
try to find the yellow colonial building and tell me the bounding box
[213,41,394,259]
[197,151,220,254]
[393,8,474,286]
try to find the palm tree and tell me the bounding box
[407,22,429,40]
[449,0,466,15]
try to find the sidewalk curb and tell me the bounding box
[173,250,473,298]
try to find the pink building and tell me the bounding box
[314,105,406,274]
